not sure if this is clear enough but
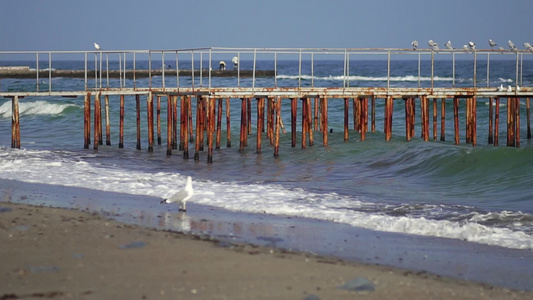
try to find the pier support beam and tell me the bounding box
[172,96,178,150]
[11,96,20,149]
[274,97,281,157]
[226,98,231,148]
[302,98,309,148]
[433,98,437,140]
[256,98,264,153]
[527,97,531,139]
[157,95,162,145]
[384,96,393,141]
[167,95,173,156]
[404,97,412,141]
[182,96,190,159]
[94,92,101,150]
[84,92,91,149]
[344,98,349,141]
[147,92,154,152]
[307,98,314,146]
[136,94,141,150]
[494,97,500,146]
[207,98,215,163]
[291,98,297,147]
[453,97,460,145]
[105,95,111,146]
[119,95,124,148]
[216,98,223,149]
[440,98,446,141]
[322,97,328,146]
[488,98,494,144]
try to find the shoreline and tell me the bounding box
[1,179,533,297]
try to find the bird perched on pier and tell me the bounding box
[524,42,533,51]
[94,42,101,50]
[508,40,517,51]
[427,40,439,50]
[488,39,497,49]
[411,40,418,50]
[468,41,476,50]
[232,56,239,69]
[498,84,505,92]
[445,41,453,50]
[507,85,512,92]
[160,176,194,212]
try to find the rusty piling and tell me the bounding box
[11,96,20,149]
[84,92,91,149]
[119,95,124,148]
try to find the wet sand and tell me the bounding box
[1,202,533,300]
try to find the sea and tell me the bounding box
[1,56,533,256]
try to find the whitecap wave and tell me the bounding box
[0,100,78,118]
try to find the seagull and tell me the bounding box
[94,42,101,50]
[508,40,517,51]
[445,41,453,50]
[524,42,533,51]
[516,85,521,92]
[488,39,497,49]
[468,41,476,50]
[462,44,469,51]
[507,85,512,92]
[411,40,418,50]
[498,46,505,53]
[427,40,439,50]
[160,176,194,212]
[498,84,505,92]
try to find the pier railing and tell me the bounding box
[0,47,531,96]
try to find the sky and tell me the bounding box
[1,0,532,52]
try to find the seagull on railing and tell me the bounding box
[94,42,101,50]
[445,41,453,50]
[488,39,497,49]
[507,85,513,92]
[508,40,517,51]
[498,84,505,92]
[411,40,418,50]
[498,46,505,53]
[427,40,439,50]
[524,42,533,51]
[468,41,476,50]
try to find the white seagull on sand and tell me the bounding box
[160,176,194,212]
[445,41,453,50]
[488,39,497,49]
[94,42,101,50]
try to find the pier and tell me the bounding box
[1,47,532,162]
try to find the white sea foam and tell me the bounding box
[0,148,532,250]
[276,74,456,82]
[0,101,78,118]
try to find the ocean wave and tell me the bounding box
[0,148,532,250]
[276,74,458,82]
[0,100,79,118]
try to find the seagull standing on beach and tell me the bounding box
[411,40,418,50]
[488,39,497,49]
[524,42,533,51]
[508,40,517,51]
[160,176,194,212]
[94,42,101,50]
[445,41,453,50]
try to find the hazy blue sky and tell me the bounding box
[1,0,532,51]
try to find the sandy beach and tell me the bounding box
[1,199,532,300]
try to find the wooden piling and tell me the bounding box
[516,97,521,148]
[314,98,319,132]
[167,94,173,156]
[172,96,178,150]
[226,97,231,148]
[453,97,459,145]
[291,98,297,147]
[84,92,91,149]
[527,97,531,139]
[239,98,246,152]
[256,98,264,153]
[11,96,20,149]
[136,94,141,150]
[494,97,500,146]
[433,98,437,140]
[207,98,215,163]
[274,97,281,157]
[409,97,415,139]
[343,98,349,141]
[247,98,252,136]
[302,98,308,148]
[466,97,471,144]
[307,98,314,146]
[322,97,328,146]
[195,97,202,161]
[359,97,367,141]
[94,93,101,150]
[472,97,477,146]
[440,98,446,141]
[188,98,194,143]
[199,97,205,151]
[404,98,411,141]
[507,97,515,147]
[182,96,189,159]
[385,96,393,141]
[488,98,494,144]
[147,92,154,152]
[421,95,429,142]
[97,93,103,146]
[105,95,111,146]
[119,95,124,148]
[216,98,222,149]
[157,95,162,145]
